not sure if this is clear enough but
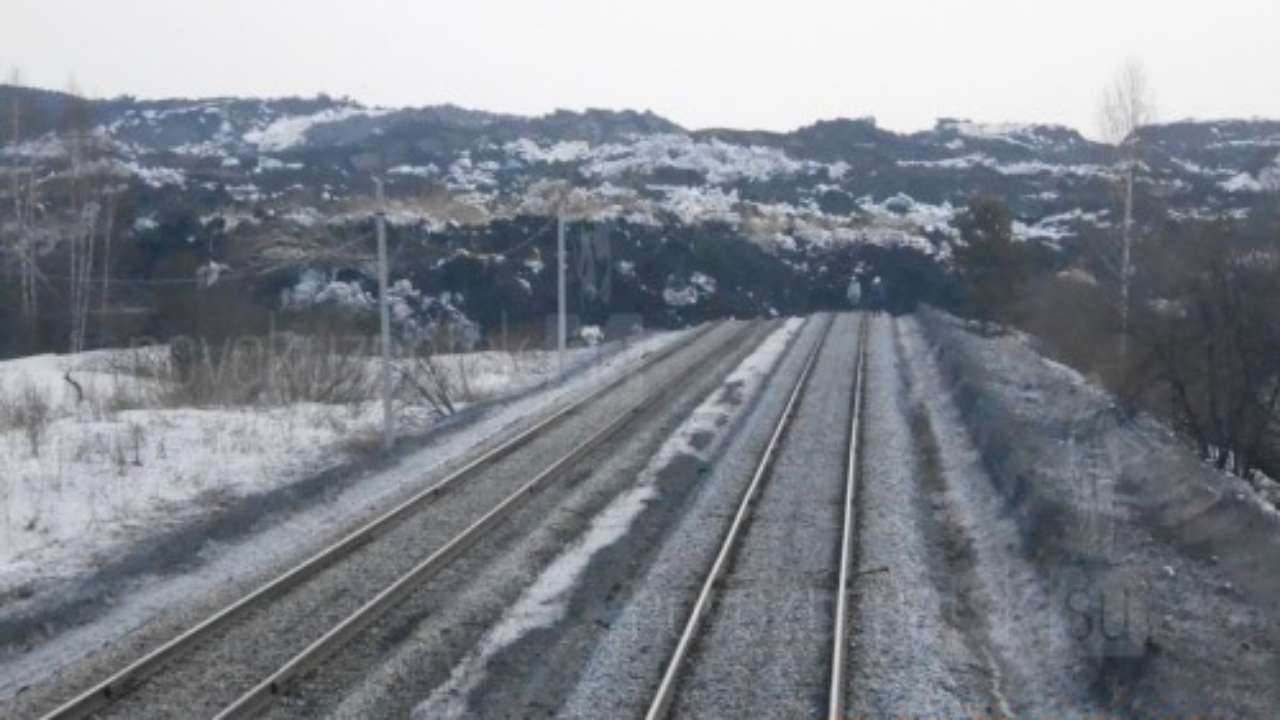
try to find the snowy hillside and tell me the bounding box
[3,87,1275,244]
[1,84,1277,336]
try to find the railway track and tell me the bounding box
[35,320,754,720]
[829,314,870,719]
[644,313,870,720]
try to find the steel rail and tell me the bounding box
[643,314,834,720]
[211,320,766,719]
[828,314,870,719]
[39,322,720,720]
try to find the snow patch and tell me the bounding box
[690,272,717,294]
[663,285,699,307]
[244,106,387,152]
[132,215,159,233]
[255,156,304,173]
[388,164,440,178]
[282,270,374,312]
[503,138,592,164]
[1220,156,1280,194]
[663,272,718,307]
[446,153,499,190]
[899,153,1108,179]
[937,119,1076,152]
[118,161,186,188]
[284,207,323,228]
[653,184,740,225]
[578,134,827,185]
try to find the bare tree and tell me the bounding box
[60,80,116,354]
[399,351,458,419]
[1129,214,1280,480]
[68,201,100,353]
[1098,59,1157,359]
[100,187,117,323]
[6,68,41,329]
[65,81,92,353]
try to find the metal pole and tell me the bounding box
[375,178,393,450]
[557,213,567,375]
[1119,161,1134,361]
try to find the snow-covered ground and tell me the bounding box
[0,327,695,704]
[0,340,636,597]
[915,309,1280,717]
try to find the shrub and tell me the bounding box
[953,196,1030,331]
[0,382,53,457]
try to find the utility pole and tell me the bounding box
[1119,161,1134,360]
[557,212,567,376]
[375,178,393,450]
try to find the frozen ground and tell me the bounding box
[881,316,1098,716]
[0,343,614,597]
[0,329,687,703]
[849,314,996,716]
[916,308,1280,717]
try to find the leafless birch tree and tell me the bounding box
[61,81,116,353]
[1099,60,1156,359]
[6,69,42,326]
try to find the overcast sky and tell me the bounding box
[3,0,1278,137]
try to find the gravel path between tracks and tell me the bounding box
[888,315,1099,716]
[667,313,860,719]
[845,314,1100,717]
[0,325,708,718]
[257,319,788,719]
[845,314,990,716]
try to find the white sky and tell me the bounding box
[3,0,1278,137]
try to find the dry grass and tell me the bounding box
[0,382,53,458]
[163,335,377,408]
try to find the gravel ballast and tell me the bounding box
[666,312,859,719]
[260,319,783,719]
[845,314,988,716]
[540,316,827,718]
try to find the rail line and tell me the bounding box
[211,320,766,719]
[643,314,840,720]
[39,321,732,720]
[829,314,870,719]
[643,313,870,720]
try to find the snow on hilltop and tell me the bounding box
[933,118,1088,153]
[941,120,1042,146]
[581,134,828,184]
[1,87,1275,264]
[244,105,391,152]
[509,133,837,185]
[897,153,1109,179]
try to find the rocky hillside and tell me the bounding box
[1,85,1278,344]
